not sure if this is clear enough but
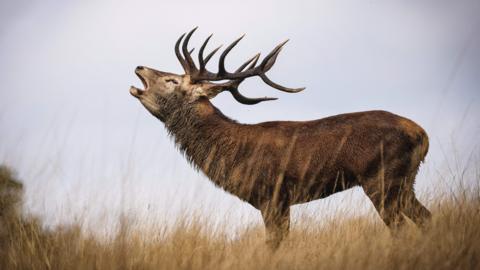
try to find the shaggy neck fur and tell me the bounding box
[160,95,243,190]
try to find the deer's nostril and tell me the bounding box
[136,66,144,71]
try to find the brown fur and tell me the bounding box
[154,94,431,248]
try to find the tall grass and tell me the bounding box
[1,165,479,270]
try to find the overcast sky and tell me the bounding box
[1,0,479,232]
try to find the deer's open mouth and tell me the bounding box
[136,69,148,89]
[130,67,149,97]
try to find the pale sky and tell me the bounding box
[1,0,479,232]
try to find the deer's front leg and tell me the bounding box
[260,204,290,250]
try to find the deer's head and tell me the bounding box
[130,27,304,121]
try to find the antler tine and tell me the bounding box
[192,45,223,81]
[196,34,222,79]
[204,45,222,66]
[175,33,188,72]
[191,31,223,82]
[228,87,278,105]
[222,53,276,105]
[259,39,289,71]
[248,53,261,69]
[182,27,199,74]
[218,34,245,75]
[213,39,288,80]
[198,34,213,71]
[260,74,305,93]
[226,40,305,93]
[257,41,305,93]
[235,53,260,73]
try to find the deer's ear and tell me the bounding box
[191,87,208,98]
[200,84,223,99]
[186,86,213,102]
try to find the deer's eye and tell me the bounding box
[165,79,179,85]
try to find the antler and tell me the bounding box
[175,27,305,105]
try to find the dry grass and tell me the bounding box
[1,165,480,270]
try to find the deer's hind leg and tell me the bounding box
[362,179,407,229]
[362,136,432,229]
[398,172,431,227]
[362,172,430,230]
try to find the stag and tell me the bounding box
[130,28,431,248]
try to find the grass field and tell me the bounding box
[1,165,479,270]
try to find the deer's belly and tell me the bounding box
[288,171,360,205]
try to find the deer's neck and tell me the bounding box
[163,97,242,186]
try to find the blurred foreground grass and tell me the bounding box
[1,165,479,270]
